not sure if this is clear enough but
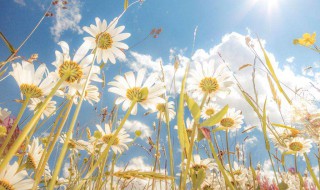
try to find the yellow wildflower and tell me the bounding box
[294,32,316,46]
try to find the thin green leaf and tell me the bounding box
[0,67,8,79]
[262,98,270,150]
[0,32,15,53]
[177,65,190,153]
[185,94,201,122]
[200,105,228,127]
[258,38,291,104]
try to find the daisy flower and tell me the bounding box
[10,61,56,99]
[28,98,56,120]
[81,17,131,64]
[66,81,100,105]
[108,69,166,115]
[218,108,243,131]
[0,162,34,190]
[185,117,197,138]
[0,107,11,124]
[225,162,248,182]
[26,138,45,169]
[182,154,217,174]
[201,103,220,120]
[91,123,132,154]
[59,133,93,154]
[152,101,176,122]
[52,41,102,88]
[187,61,233,101]
[284,137,312,156]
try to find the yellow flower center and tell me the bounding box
[0,125,7,138]
[59,61,83,83]
[20,84,43,98]
[199,77,219,94]
[205,108,215,116]
[289,142,304,152]
[202,185,214,190]
[126,87,148,102]
[156,103,166,113]
[220,118,235,128]
[102,134,120,145]
[68,141,77,149]
[192,164,207,172]
[96,32,113,49]
[233,169,242,176]
[0,179,14,190]
[26,154,37,169]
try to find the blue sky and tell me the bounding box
[1,0,320,181]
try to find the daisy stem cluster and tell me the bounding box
[0,76,66,169]
[75,101,137,189]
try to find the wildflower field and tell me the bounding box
[1,0,320,189]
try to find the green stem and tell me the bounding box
[208,139,235,190]
[32,99,73,189]
[181,93,208,189]
[164,105,175,190]
[75,101,136,190]
[0,77,65,169]
[152,115,162,190]
[304,153,320,189]
[48,56,97,190]
[0,96,30,156]
[226,130,236,185]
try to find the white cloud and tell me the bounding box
[286,56,295,63]
[14,0,26,6]
[50,0,83,42]
[126,32,320,128]
[123,120,152,140]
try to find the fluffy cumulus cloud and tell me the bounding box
[126,32,320,128]
[50,0,83,42]
[123,120,152,140]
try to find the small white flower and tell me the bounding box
[0,162,34,189]
[218,108,243,131]
[187,61,233,101]
[91,123,132,154]
[284,137,312,156]
[28,98,56,120]
[152,101,176,122]
[81,17,131,64]
[52,41,102,90]
[10,61,56,99]
[108,69,166,115]
[26,138,44,169]
[201,103,220,119]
